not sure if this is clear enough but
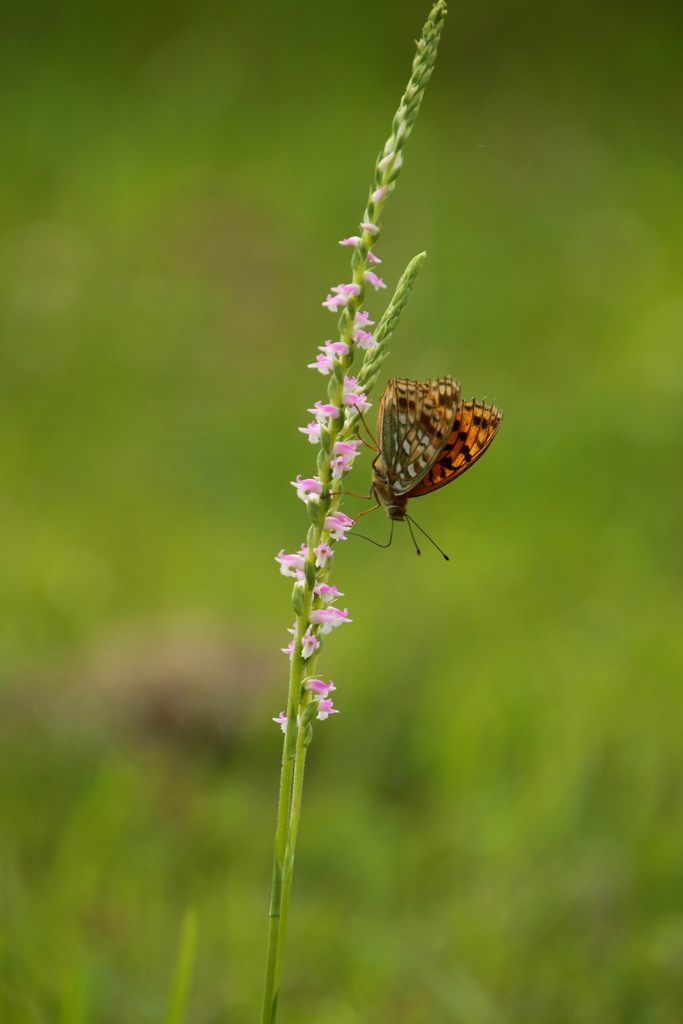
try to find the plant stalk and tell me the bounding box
[272,713,312,1007]
[259,5,447,1022]
[260,606,312,1024]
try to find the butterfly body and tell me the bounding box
[370,376,502,518]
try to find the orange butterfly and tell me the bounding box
[370,376,502,521]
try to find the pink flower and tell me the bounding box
[308,607,352,634]
[343,392,371,412]
[306,679,337,695]
[324,340,350,357]
[309,339,350,374]
[299,420,321,444]
[334,440,361,456]
[342,377,371,413]
[308,353,334,374]
[273,711,288,732]
[360,222,379,235]
[284,623,319,660]
[330,456,347,479]
[291,475,323,501]
[281,620,297,657]
[275,549,306,577]
[364,271,386,290]
[331,283,361,297]
[339,236,361,246]
[330,441,359,476]
[314,583,344,604]
[354,310,374,328]
[325,511,354,528]
[366,251,382,264]
[330,445,359,477]
[325,512,354,540]
[316,698,339,721]
[308,401,340,422]
[353,329,376,349]
[371,185,387,203]
[302,628,320,659]
[314,543,333,567]
[322,293,347,311]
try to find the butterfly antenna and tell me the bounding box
[350,519,394,548]
[405,514,450,561]
[406,516,422,556]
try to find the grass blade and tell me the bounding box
[163,908,197,1024]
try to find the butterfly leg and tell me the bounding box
[351,503,380,524]
[357,409,379,451]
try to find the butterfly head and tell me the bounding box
[373,484,407,520]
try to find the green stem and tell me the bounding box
[272,713,311,1003]
[259,745,292,1024]
[260,612,311,1024]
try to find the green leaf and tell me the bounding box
[163,908,198,1024]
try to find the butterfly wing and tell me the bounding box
[405,399,503,498]
[377,377,461,494]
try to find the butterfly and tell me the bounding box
[370,376,503,521]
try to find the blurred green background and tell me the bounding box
[1,0,683,1020]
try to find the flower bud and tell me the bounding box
[300,701,318,727]
[304,559,317,590]
[338,309,351,335]
[291,584,305,616]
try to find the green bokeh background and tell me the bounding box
[2,0,683,1021]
